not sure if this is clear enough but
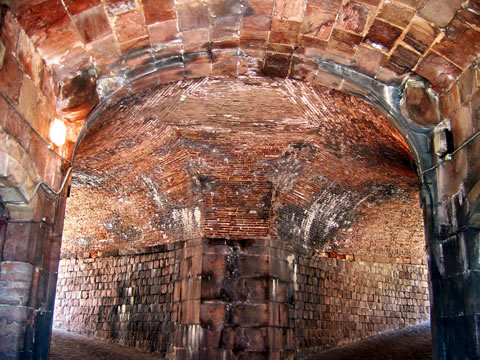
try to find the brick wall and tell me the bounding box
[293,251,430,358]
[54,243,182,355]
[2,2,479,359]
[61,78,417,256]
[53,233,429,359]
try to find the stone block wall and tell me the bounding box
[0,10,71,359]
[54,243,182,355]
[293,251,430,358]
[54,236,430,359]
[55,183,430,359]
[194,238,295,359]
[427,57,480,359]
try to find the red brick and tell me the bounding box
[300,5,336,40]
[181,299,200,323]
[404,16,438,54]
[15,0,68,37]
[352,44,387,76]
[274,0,306,19]
[378,1,415,28]
[34,27,85,66]
[200,301,226,327]
[262,53,291,78]
[142,0,176,24]
[289,55,318,82]
[149,20,179,44]
[364,19,403,52]
[385,44,421,74]
[237,255,269,277]
[314,66,343,89]
[296,35,327,57]
[105,0,137,16]
[0,261,34,282]
[326,28,362,58]
[242,13,271,32]
[433,18,480,69]
[3,223,46,265]
[202,254,226,276]
[1,12,21,53]
[86,34,121,66]
[212,49,238,77]
[415,51,462,91]
[64,0,101,15]
[119,36,150,53]
[177,1,209,31]
[232,303,268,326]
[336,1,370,34]
[307,0,342,12]
[419,0,463,27]
[247,0,275,16]
[185,53,212,78]
[0,52,23,105]
[113,10,148,44]
[269,18,301,45]
[235,327,268,351]
[74,5,112,43]
[17,31,43,85]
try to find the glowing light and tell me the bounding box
[49,119,67,146]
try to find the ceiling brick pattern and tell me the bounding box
[62,77,420,257]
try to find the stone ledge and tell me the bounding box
[60,241,186,259]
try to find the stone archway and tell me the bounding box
[1,1,480,358]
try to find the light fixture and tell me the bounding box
[49,119,67,146]
[433,128,454,159]
[0,41,5,70]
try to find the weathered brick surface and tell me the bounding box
[54,230,429,358]
[0,103,68,360]
[439,61,480,197]
[293,252,430,358]
[62,78,417,255]
[0,110,67,359]
[54,244,181,355]
[3,0,477,126]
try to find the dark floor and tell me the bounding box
[306,322,432,360]
[50,322,432,360]
[49,329,163,360]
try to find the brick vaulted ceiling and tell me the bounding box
[62,77,422,258]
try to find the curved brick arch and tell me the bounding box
[77,66,434,175]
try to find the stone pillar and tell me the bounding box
[0,196,67,359]
[0,130,69,359]
[200,238,272,359]
[173,238,295,359]
[425,192,480,360]
[174,238,203,359]
[416,57,480,360]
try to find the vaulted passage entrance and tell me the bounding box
[53,78,429,358]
